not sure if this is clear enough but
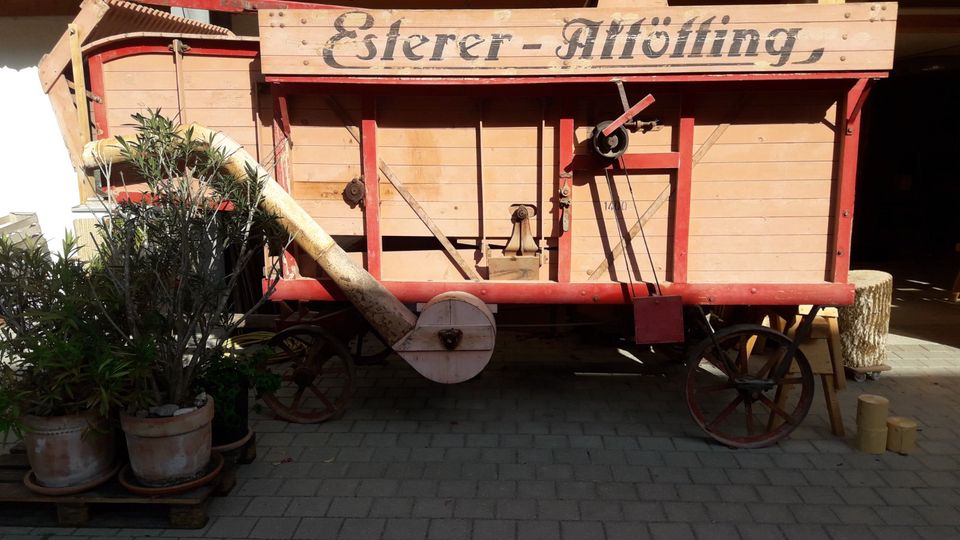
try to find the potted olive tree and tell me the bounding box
[88,111,285,489]
[0,235,141,494]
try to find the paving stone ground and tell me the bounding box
[3,270,960,539]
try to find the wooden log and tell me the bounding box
[856,394,889,431]
[839,270,893,369]
[856,427,888,454]
[886,416,917,455]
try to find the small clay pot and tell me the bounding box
[21,410,116,490]
[120,397,214,487]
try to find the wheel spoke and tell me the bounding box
[704,352,736,379]
[754,353,781,379]
[289,386,306,411]
[745,401,755,435]
[309,384,337,413]
[735,335,749,374]
[758,395,796,425]
[706,394,744,430]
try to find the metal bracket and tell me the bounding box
[503,204,539,257]
[559,184,572,233]
[342,177,365,208]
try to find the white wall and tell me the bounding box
[0,16,79,253]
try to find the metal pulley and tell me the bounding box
[589,81,656,160]
[591,121,630,160]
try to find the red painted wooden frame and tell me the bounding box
[85,37,872,307]
[828,78,871,284]
[361,96,382,280]
[86,39,260,142]
[266,278,854,306]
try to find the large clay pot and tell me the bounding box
[120,397,214,487]
[22,409,115,489]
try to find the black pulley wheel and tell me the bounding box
[591,121,630,160]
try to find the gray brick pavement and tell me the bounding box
[6,334,960,539]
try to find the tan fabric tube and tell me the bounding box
[81,125,417,344]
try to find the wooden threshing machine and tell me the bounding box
[43,0,897,447]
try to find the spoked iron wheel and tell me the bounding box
[262,325,355,423]
[684,324,814,448]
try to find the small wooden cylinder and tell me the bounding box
[886,417,918,455]
[839,270,893,368]
[857,427,888,454]
[856,394,890,430]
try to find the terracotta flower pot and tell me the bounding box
[21,409,115,489]
[120,397,214,487]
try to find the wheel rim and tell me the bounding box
[684,324,814,448]
[261,326,355,423]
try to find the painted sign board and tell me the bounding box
[259,3,897,77]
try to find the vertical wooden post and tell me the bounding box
[87,54,108,140]
[271,87,290,192]
[829,79,869,284]
[68,23,95,201]
[557,99,575,283]
[171,39,188,124]
[361,96,382,280]
[672,99,695,284]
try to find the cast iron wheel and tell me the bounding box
[262,325,355,423]
[348,324,392,366]
[684,324,814,449]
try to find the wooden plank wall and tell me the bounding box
[99,53,837,285]
[101,53,261,150]
[686,91,836,284]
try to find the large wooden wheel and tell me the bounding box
[684,324,814,448]
[262,325,355,423]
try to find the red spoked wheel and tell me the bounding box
[684,324,814,448]
[261,325,355,423]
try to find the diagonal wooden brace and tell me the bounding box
[325,97,483,282]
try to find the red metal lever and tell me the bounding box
[601,94,656,137]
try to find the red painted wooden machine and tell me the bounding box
[46,0,897,447]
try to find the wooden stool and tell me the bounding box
[766,307,846,437]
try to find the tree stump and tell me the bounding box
[839,270,893,368]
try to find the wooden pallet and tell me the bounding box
[0,433,256,529]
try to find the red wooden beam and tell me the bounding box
[265,278,855,306]
[88,53,109,140]
[557,101,575,283]
[568,152,679,172]
[361,96,382,280]
[672,100,695,284]
[828,78,870,284]
[602,94,655,137]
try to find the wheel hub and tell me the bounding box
[292,366,317,387]
[733,376,776,397]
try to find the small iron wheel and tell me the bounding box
[684,324,814,449]
[262,325,355,423]
[348,324,392,366]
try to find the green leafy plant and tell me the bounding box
[196,345,280,432]
[0,235,144,436]
[88,111,287,410]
